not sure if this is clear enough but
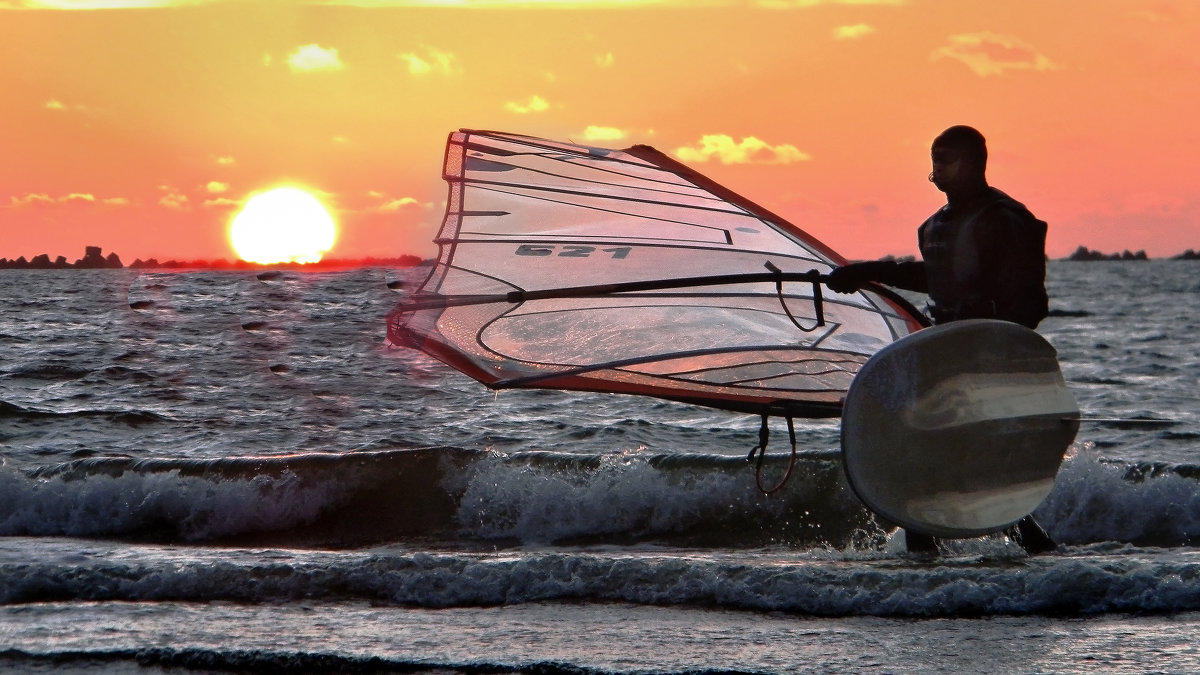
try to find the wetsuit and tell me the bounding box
[829,187,1048,329]
[918,187,1048,328]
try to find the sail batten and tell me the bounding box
[388,130,927,416]
[467,183,749,222]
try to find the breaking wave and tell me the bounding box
[4,444,1200,550]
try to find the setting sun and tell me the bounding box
[228,187,337,264]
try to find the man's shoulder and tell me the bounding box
[984,187,1025,210]
[982,188,1044,227]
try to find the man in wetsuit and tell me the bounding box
[827,125,1055,555]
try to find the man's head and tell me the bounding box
[929,125,988,196]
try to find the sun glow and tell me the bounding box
[229,187,337,264]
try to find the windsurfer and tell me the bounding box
[827,125,1056,555]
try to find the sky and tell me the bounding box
[2,0,1198,264]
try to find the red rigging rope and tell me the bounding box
[746,414,799,496]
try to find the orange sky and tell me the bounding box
[2,0,1198,263]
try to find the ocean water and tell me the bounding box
[0,261,1198,673]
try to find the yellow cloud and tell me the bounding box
[399,46,459,76]
[379,197,422,212]
[4,1,186,8]
[202,197,239,208]
[932,32,1056,76]
[205,181,228,194]
[758,0,903,7]
[42,99,89,112]
[834,23,874,40]
[288,44,343,73]
[158,192,190,210]
[399,54,430,75]
[10,193,55,206]
[582,126,625,142]
[307,1,734,6]
[505,95,550,114]
[306,0,903,6]
[216,156,236,166]
[10,192,127,206]
[3,0,904,8]
[595,52,615,67]
[674,134,811,165]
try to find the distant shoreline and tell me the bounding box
[0,246,424,271]
[830,246,1200,265]
[1064,246,1200,261]
[2,245,1197,270]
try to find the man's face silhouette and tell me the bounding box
[929,144,965,193]
[929,141,984,197]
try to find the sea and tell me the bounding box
[0,260,1198,674]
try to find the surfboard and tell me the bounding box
[840,319,1079,539]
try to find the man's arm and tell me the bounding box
[983,205,1049,328]
[827,259,928,294]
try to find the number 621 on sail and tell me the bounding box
[514,245,632,259]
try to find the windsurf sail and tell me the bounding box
[387,130,927,418]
